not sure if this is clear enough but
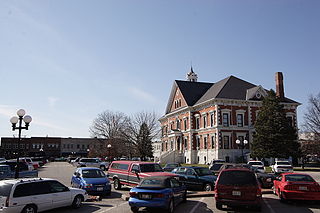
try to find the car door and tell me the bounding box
[48,180,72,208]
[129,164,141,185]
[12,182,53,212]
[170,178,184,204]
[185,169,200,189]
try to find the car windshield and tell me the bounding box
[166,164,179,168]
[211,164,224,170]
[285,174,315,182]
[0,183,13,196]
[81,159,98,163]
[249,162,263,166]
[277,162,290,165]
[218,170,257,185]
[82,169,105,178]
[194,168,212,176]
[140,164,163,172]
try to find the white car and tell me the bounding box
[0,178,88,213]
[247,161,265,173]
[78,158,109,171]
[271,161,293,173]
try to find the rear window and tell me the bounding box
[0,183,13,196]
[110,163,129,170]
[218,170,257,185]
[285,174,315,182]
[248,162,263,166]
[80,159,97,163]
[140,164,163,172]
[211,164,224,170]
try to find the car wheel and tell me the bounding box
[72,195,83,208]
[22,205,37,213]
[114,178,122,190]
[216,202,223,210]
[272,186,277,195]
[100,165,106,171]
[278,190,286,203]
[182,191,187,203]
[203,183,212,191]
[131,206,139,213]
[167,199,174,213]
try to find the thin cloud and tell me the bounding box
[129,87,158,104]
[48,97,59,108]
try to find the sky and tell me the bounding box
[0,0,319,138]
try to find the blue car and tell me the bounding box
[129,175,187,213]
[71,167,111,196]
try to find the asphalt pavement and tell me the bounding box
[38,162,320,213]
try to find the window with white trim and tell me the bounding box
[223,136,230,149]
[196,117,200,129]
[222,113,229,127]
[196,137,200,149]
[203,116,207,128]
[237,114,244,127]
[211,135,215,149]
[204,137,207,149]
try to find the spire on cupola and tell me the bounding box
[186,66,198,82]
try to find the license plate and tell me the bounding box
[97,187,104,191]
[232,191,241,196]
[299,186,308,191]
[140,194,152,199]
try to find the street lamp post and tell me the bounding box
[236,139,248,163]
[10,109,32,179]
[107,144,112,162]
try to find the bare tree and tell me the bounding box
[303,93,320,138]
[125,111,161,159]
[89,110,130,157]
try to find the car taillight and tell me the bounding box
[153,193,165,198]
[256,189,262,197]
[129,192,138,197]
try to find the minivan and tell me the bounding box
[0,178,88,213]
[214,168,262,211]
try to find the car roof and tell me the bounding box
[281,172,310,176]
[77,167,102,171]
[0,178,56,184]
[177,166,207,169]
[221,168,253,172]
[111,161,158,164]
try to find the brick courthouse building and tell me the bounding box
[158,70,299,164]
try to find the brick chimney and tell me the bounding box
[275,72,284,99]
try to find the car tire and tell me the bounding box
[216,202,223,210]
[182,191,187,203]
[22,205,37,213]
[72,195,83,208]
[167,199,174,213]
[279,190,286,203]
[114,178,122,190]
[203,183,213,191]
[131,206,139,213]
[100,165,106,171]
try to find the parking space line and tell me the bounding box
[263,198,276,213]
[189,197,204,213]
[96,201,128,213]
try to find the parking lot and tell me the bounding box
[39,162,320,213]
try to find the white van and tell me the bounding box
[0,178,88,213]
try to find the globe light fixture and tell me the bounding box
[10,109,32,179]
[236,138,248,163]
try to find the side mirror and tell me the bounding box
[76,173,80,178]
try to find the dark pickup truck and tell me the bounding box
[0,163,38,180]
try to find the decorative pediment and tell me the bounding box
[246,86,267,100]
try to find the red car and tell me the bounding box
[214,168,262,211]
[273,172,320,202]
